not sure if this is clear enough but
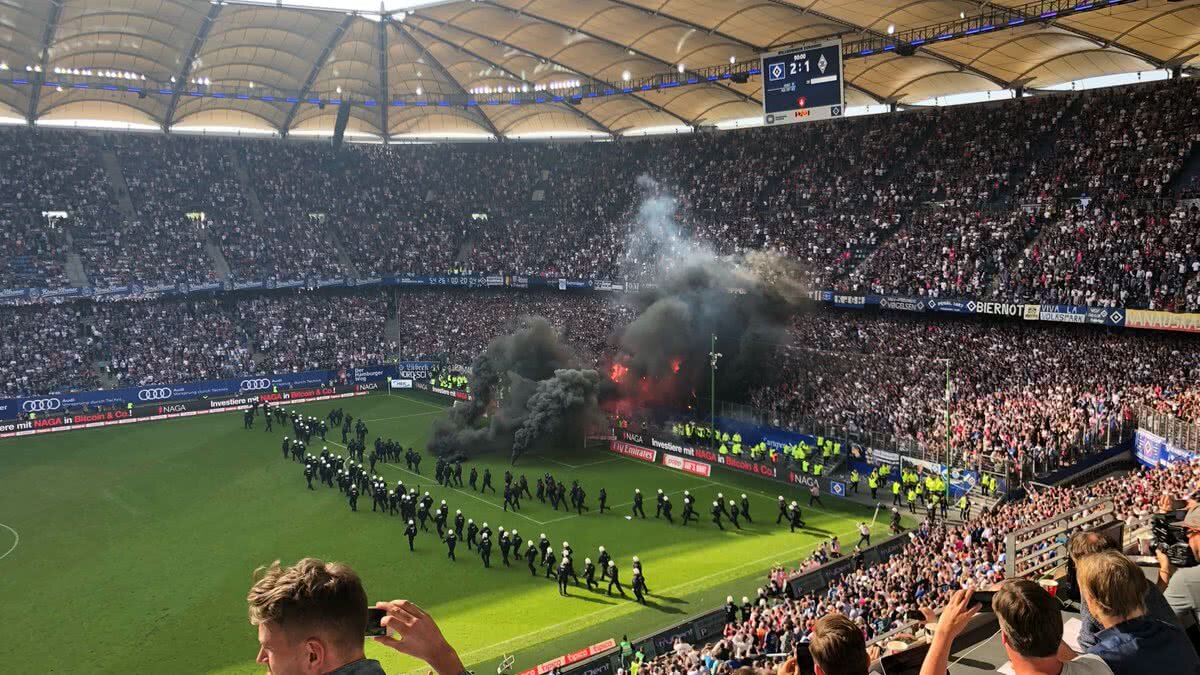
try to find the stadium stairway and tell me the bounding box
[204,238,232,281]
[324,226,360,279]
[227,149,271,235]
[65,251,89,287]
[99,148,138,222]
[1168,138,1200,195]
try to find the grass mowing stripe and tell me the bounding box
[439,523,862,670]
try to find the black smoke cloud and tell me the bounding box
[428,177,808,463]
[427,318,602,463]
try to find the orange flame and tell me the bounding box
[610,363,629,383]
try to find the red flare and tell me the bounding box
[610,362,629,383]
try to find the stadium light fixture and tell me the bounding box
[0,62,7,70]
[415,86,423,96]
[677,63,685,73]
[888,24,895,35]
[729,56,736,64]
[622,70,630,82]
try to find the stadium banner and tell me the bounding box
[2,366,395,421]
[1134,429,1197,467]
[388,378,413,389]
[518,638,617,675]
[609,440,657,463]
[900,456,978,498]
[812,291,1129,327]
[395,361,438,379]
[1126,309,1200,333]
[0,384,367,439]
[879,296,926,313]
[663,452,712,477]
[616,429,850,496]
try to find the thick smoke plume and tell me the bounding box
[427,318,602,463]
[429,176,809,463]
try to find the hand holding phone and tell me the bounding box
[366,607,388,637]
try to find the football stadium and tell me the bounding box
[1,1,1200,674]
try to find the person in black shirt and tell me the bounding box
[606,561,624,596]
[481,469,494,493]
[711,501,723,530]
[557,561,570,596]
[584,558,597,591]
[468,467,478,491]
[598,487,607,513]
[740,494,752,523]
[454,510,465,538]
[525,542,538,576]
[405,520,417,551]
[631,570,647,604]
[445,530,457,561]
[632,489,646,518]
[478,534,492,568]
[466,520,478,549]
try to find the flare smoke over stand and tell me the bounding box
[427,177,810,464]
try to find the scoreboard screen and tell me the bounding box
[761,39,844,126]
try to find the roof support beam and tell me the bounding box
[387,19,502,138]
[28,0,63,124]
[403,21,611,135]
[410,17,693,129]
[973,1,1166,69]
[280,12,355,135]
[469,0,759,105]
[377,18,389,141]
[163,1,222,131]
[602,0,764,50]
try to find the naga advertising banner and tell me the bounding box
[1,366,394,421]
[0,384,366,439]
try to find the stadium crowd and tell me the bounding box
[0,78,1196,308]
[635,457,1200,675]
[753,312,1200,474]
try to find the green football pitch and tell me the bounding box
[0,390,886,674]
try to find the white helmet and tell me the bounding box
[635,488,641,493]
[441,500,446,505]
[599,546,605,552]
[425,491,430,496]
[468,519,474,523]
[482,523,488,528]
[563,557,569,563]
[633,556,639,562]
[528,540,535,546]
[791,501,798,506]
[541,533,547,539]
[563,542,569,548]
[657,489,663,494]
[608,561,615,567]
[727,596,734,603]
[586,558,592,564]
[742,596,749,603]
[663,495,669,501]
[456,509,462,514]
[408,520,414,525]
[741,494,747,499]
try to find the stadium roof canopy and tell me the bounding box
[0,0,1197,139]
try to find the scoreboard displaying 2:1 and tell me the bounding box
[761,39,844,126]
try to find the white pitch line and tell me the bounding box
[538,455,620,470]
[364,410,444,423]
[378,461,552,526]
[386,393,449,412]
[440,523,863,669]
[0,523,19,561]
[537,481,715,526]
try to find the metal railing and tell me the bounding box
[1006,496,1116,578]
[1134,404,1200,454]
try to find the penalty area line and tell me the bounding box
[0,523,19,561]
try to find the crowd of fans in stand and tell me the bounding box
[0,78,1197,311]
[751,311,1200,474]
[636,458,1200,675]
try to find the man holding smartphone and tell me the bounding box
[248,557,465,675]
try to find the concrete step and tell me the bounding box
[99,149,137,221]
[204,238,232,281]
[65,252,90,287]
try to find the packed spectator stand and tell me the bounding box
[0,78,1196,300]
